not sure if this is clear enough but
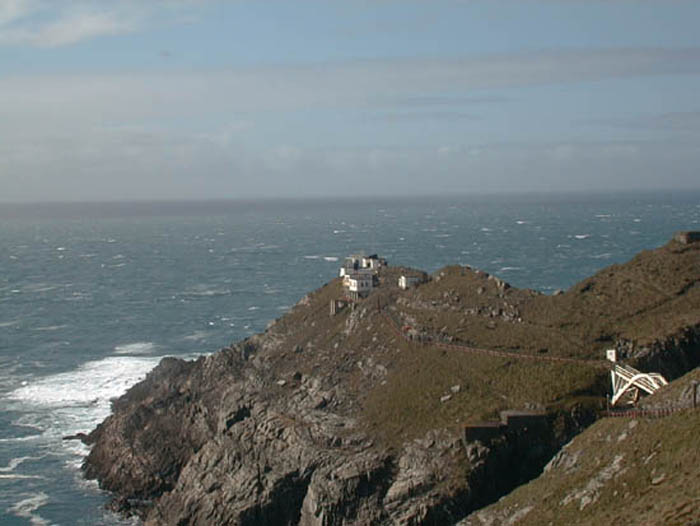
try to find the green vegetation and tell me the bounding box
[397,240,699,360]
[362,346,600,447]
[464,369,700,526]
[258,238,698,450]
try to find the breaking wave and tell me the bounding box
[114,342,157,355]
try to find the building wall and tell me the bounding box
[464,423,503,443]
[674,231,700,244]
[464,410,547,444]
[399,275,420,289]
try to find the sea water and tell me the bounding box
[1,192,698,525]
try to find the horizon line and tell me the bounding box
[2,187,699,209]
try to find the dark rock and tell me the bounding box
[82,240,700,525]
[63,432,89,443]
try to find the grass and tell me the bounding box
[250,238,698,452]
[361,339,602,448]
[391,240,699,362]
[466,396,700,525]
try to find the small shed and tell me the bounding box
[398,275,421,290]
[673,231,700,244]
[499,409,547,431]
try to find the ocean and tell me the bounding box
[1,192,698,525]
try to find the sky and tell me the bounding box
[1,0,699,202]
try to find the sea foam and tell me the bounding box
[0,455,45,473]
[8,492,50,526]
[114,342,157,355]
[6,356,164,440]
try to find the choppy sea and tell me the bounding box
[1,192,699,525]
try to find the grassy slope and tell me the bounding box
[255,239,698,450]
[398,239,700,358]
[462,368,700,526]
[363,240,699,446]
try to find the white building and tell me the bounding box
[339,255,361,277]
[343,268,373,283]
[346,274,373,299]
[339,253,386,277]
[398,275,421,290]
[362,255,385,271]
[339,253,386,299]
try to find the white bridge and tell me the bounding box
[607,349,668,406]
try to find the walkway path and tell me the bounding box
[380,307,610,370]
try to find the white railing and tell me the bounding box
[610,363,668,406]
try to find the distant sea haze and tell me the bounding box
[0,191,699,525]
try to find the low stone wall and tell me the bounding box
[463,410,547,444]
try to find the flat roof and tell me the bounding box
[463,421,502,428]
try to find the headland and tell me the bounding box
[82,233,700,525]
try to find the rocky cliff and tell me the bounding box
[83,237,700,525]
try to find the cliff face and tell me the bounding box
[83,239,700,525]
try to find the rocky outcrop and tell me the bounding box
[84,344,474,525]
[83,341,598,526]
[83,238,700,525]
[457,369,700,526]
[615,323,700,380]
[83,352,248,516]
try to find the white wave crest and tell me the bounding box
[32,325,67,332]
[0,455,45,473]
[6,356,164,440]
[0,435,42,444]
[114,342,157,355]
[183,331,209,342]
[182,286,231,297]
[8,492,50,526]
[25,285,59,293]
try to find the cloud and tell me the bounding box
[587,110,700,132]
[640,111,700,131]
[2,47,699,117]
[0,11,135,47]
[375,94,513,107]
[0,0,36,27]
[2,46,699,201]
[2,124,698,202]
[367,111,481,123]
[0,0,204,47]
